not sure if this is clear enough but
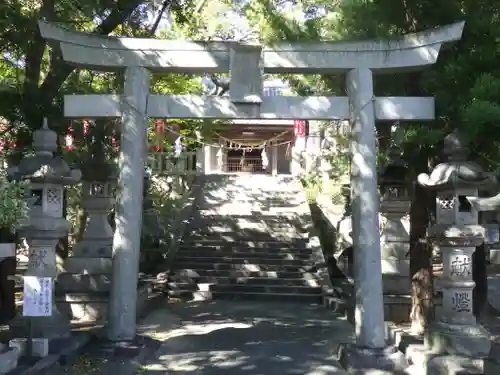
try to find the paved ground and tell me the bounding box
[38,300,353,375]
[137,300,354,375]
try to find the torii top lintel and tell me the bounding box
[38,21,464,74]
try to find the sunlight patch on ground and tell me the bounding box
[153,351,251,372]
[142,321,253,341]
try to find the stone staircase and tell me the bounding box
[168,174,331,303]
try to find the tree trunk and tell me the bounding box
[409,149,435,335]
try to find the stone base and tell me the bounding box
[407,344,484,375]
[384,294,411,323]
[9,307,71,340]
[0,345,21,375]
[9,337,49,358]
[424,321,490,358]
[338,343,408,373]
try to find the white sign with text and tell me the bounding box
[22,276,52,317]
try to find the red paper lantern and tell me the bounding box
[112,134,118,152]
[151,119,165,152]
[293,120,306,136]
[83,119,89,137]
[65,125,74,151]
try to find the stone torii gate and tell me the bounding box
[39,20,464,366]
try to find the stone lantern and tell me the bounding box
[379,146,412,322]
[9,118,81,339]
[417,130,494,358]
[466,189,500,315]
[73,161,116,258]
[57,157,115,322]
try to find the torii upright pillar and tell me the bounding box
[107,66,149,340]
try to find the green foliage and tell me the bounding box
[0,172,29,235]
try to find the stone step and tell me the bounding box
[189,226,308,234]
[62,257,112,274]
[175,256,309,267]
[57,273,111,293]
[168,282,321,295]
[182,240,309,249]
[172,268,310,279]
[192,214,308,223]
[168,289,323,303]
[177,248,313,259]
[173,261,311,273]
[169,274,320,287]
[188,235,307,243]
[188,231,307,239]
[191,217,309,224]
[196,212,305,219]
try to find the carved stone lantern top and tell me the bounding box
[418,130,495,190]
[420,131,494,237]
[379,145,410,214]
[10,118,82,184]
[380,145,407,189]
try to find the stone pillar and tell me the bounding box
[272,143,278,176]
[203,145,211,175]
[291,136,305,176]
[347,68,384,348]
[108,66,148,341]
[417,130,493,362]
[196,148,204,174]
[340,69,406,373]
[216,145,224,173]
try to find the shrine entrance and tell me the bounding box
[38,20,464,352]
[226,148,262,173]
[213,120,294,175]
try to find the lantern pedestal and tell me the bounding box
[338,343,407,374]
[423,227,491,359]
[11,220,72,340]
[425,321,490,358]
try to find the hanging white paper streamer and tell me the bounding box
[216,146,224,170]
[261,147,269,169]
[174,136,183,157]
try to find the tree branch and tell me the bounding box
[150,1,170,36]
[33,0,152,125]
[22,0,56,127]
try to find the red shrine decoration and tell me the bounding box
[0,138,16,152]
[0,121,16,152]
[65,124,74,151]
[112,130,118,152]
[151,119,165,152]
[83,119,89,137]
[293,120,306,136]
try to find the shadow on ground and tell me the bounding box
[138,300,353,375]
